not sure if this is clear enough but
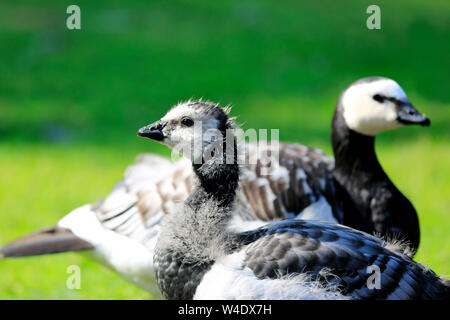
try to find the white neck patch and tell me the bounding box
[341,79,408,136]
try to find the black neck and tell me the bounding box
[154,131,241,300]
[332,107,389,186]
[331,102,419,251]
[189,134,240,209]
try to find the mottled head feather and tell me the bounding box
[167,100,236,132]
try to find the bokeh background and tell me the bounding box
[0,0,449,299]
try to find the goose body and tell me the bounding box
[1,77,432,294]
[152,101,448,300]
[164,219,448,300]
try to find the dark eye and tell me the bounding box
[181,117,194,127]
[373,94,385,103]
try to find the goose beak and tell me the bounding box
[396,103,430,127]
[137,121,167,141]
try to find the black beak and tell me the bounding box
[137,121,167,141]
[396,103,430,127]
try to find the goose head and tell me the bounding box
[138,100,234,164]
[340,77,430,136]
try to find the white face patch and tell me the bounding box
[342,79,409,136]
[161,103,199,123]
[160,102,222,163]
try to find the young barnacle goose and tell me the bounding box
[146,101,447,300]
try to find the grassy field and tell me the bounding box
[0,0,449,299]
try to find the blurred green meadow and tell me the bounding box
[0,0,449,299]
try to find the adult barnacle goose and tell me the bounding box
[148,101,448,300]
[331,77,430,254]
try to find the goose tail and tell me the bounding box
[0,226,93,258]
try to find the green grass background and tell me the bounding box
[0,0,449,299]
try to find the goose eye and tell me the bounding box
[181,117,194,127]
[373,94,385,103]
